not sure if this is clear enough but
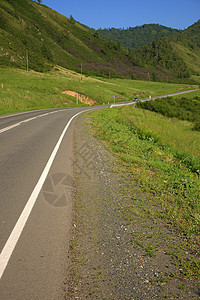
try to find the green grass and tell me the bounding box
[191,75,200,84]
[89,105,200,278]
[90,106,200,247]
[121,105,200,163]
[0,67,82,114]
[0,67,197,115]
[136,93,200,132]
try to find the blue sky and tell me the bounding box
[41,0,200,30]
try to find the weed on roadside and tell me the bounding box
[90,106,200,279]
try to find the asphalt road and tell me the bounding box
[0,107,95,299]
[0,88,198,299]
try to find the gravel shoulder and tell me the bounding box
[65,113,199,299]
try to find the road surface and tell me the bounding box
[0,107,95,299]
[0,88,198,298]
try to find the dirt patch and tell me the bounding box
[65,114,200,299]
[61,90,96,105]
[188,85,198,89]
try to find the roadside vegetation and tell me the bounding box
[136,94,200,131]
[0,67,197,115]
[90,101,200,278]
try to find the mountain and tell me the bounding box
[130,20,200,81]
[172,20,200,74]
[98,24,180,50]
[0,0,199,82]
[98,22,200,82]
[0,0,147,77]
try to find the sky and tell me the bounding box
[41,0,200,30]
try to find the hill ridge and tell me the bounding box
[0,0,143,77]
[98,23,180,50]
[0,0,200,82]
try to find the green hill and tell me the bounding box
[98,22,200,82]
[0,0,200,82]
[0,0,146,77]
[130,20,200,81]
[98,24,180,50]
[172,20,200,74]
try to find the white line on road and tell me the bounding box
[0,110,41,120]
[0,109,91,280]
[0,109,67,134]
[0,108,68,120]
[0,123,20,133]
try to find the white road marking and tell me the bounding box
[110,102,135,108]
[0,110,65,134]
[0,110,41,119]
[0,123,20,133]
[0,108,67,120]
[0,109,91,279]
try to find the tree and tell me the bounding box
[37,0,42,4]
[70,15,75,24]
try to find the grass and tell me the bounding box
[0,67,197,115]
[191,75,200,84]
[121,105,200,163]
[89,104,200,277]
[131,237,156,257]
[136,93,200,132]
[0,68,80,113]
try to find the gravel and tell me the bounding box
[65,113,200,299]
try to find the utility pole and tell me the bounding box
[26,50,29,72]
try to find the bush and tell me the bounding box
[136,96,200,127]
[193,121,200,131]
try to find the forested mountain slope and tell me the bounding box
[130,20,200,81]
[98,24,180,50]
[0,0,199,82]
[172,20,200,74]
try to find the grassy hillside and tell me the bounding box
[0,1,199,82]
[0,67,196,115]
[0,0,146,77]
[98,24,180,50]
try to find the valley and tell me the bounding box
[0,0,199,299]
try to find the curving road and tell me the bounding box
[110,88,199,108]
[0,88,198,299]
[0,107,96,299]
